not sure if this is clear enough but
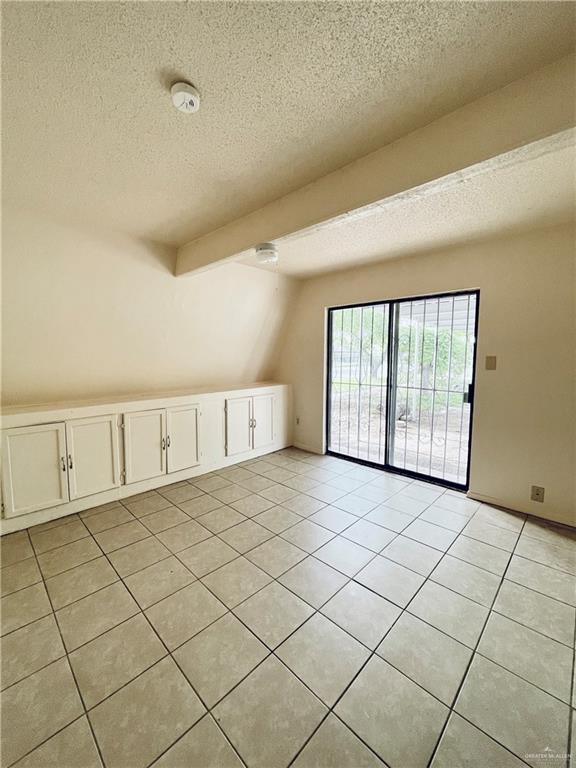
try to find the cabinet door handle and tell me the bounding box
[68,454,73,470]
[166,435,171,448]
[253,418,257,429]
[162,438,166,451]
[61,457,66,472]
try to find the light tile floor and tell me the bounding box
[1,448,575,768]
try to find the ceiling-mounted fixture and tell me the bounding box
[255,242,278,265]
[170,82,201,114]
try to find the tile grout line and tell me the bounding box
[14,530,109,768]
[97,543,251,768]
[1,464,565,660]
[202,499,545,657]
[113,472,339,768]
[500,569,576,609]
[487,604,575,650]
[192,574,388,767]
[172,464,567,763]
[424,514,530,768]
[282,484,493,766]
[243,475,546,768]
[285,609,425,764]
[2,520,564,752]
[150,474,388,766]
[3,529,169,767]
[70,515,250,768]
[2,449,573,768]
[145,472,420,765]
[0,466,562,647]
[286,496,505,767]
[470,649,574,708]
[8,529,569,712]
[1,611,149,694]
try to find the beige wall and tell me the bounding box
[274,224,576,525]
[3,208,575,524]
[1,208,296,406]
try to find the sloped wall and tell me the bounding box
[1,208,296,405]
[273,224,576,525]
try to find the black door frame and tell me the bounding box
[325,289,480,491]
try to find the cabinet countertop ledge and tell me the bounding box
[1,382,286,424]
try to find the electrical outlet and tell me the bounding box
[530,485,545,503]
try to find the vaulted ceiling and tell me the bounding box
[3,1,575,246]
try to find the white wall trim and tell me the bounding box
[467,489,575,529]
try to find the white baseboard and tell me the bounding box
[467,489,575,529]
[292,442,322,455]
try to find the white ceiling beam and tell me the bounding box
[176,54,575,277]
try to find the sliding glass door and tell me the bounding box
[326,291,478,489]
[327,304,389,464]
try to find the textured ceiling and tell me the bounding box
[2,1,575,246]
[241,143,576,277]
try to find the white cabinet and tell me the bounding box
[253,394,275,450]
[2,416,121,515]
[123,405,200,483]
[225,397,253,457]
[66,415,121,500]
[225,393,275,456]
[124,409,166,483]
[198,399,225,467]
[0,384,290,531]
[166,405,200,473]
[2,423,69,518]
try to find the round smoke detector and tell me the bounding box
[171,82,201,114]
[255,243,278,265]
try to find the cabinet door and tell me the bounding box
[225,397,252,457]
[2,423,69,518]
[66,415,121,500]
[252,394,275,450]
[167,405,200,473]
[124,409,166,484]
